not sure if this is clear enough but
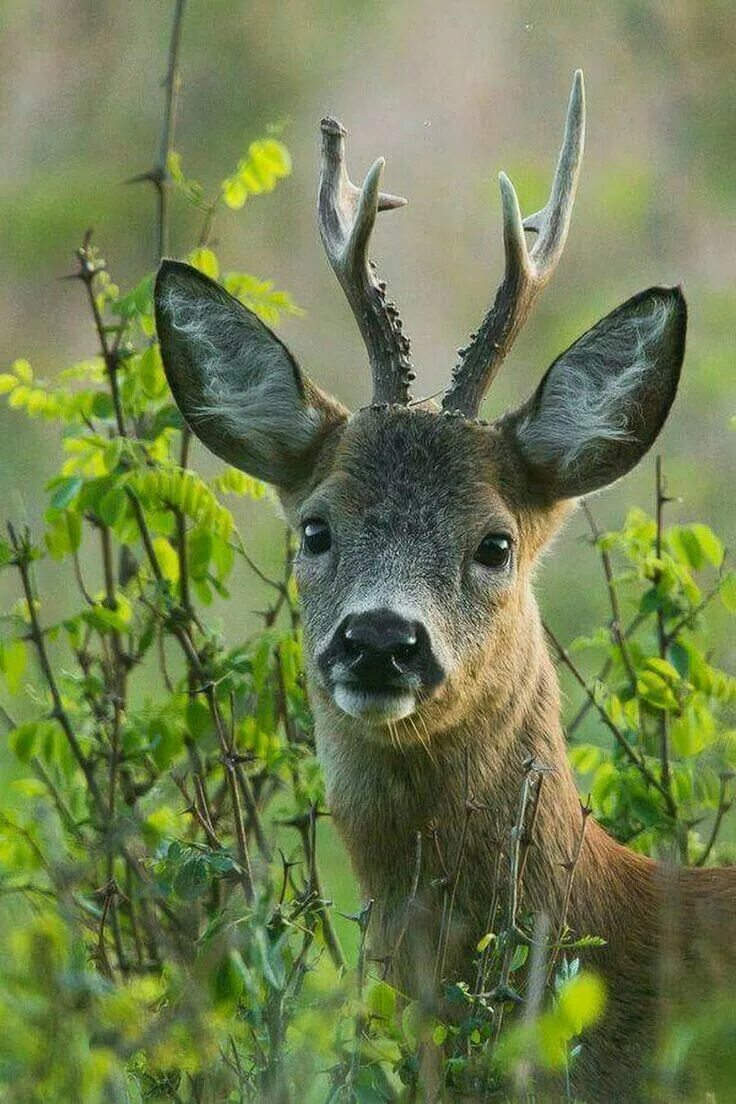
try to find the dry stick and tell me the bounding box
[582,501,638,692]
[31,755,82,840]
[546,801,592,987]
[381,831,423,980]
[99,520,129,972]
[544,620,677,818]
[11,527,182,956]
[8,524,107,815]
[483,763,546,1076]
[472,845,504,1004]
[695,774,733,867]
[487,760,541,1007]
[435,748,478,984]
[174,428,194,621]
[280,808,345,969]
[566,612,646,737]
[173,775,221,851]
[348,899,375,1091]
[127,0,187,261]
[514,909,551,1097]
[654,456,674,809]
[517,767,545,890]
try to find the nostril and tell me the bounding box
[342,625,361,655]
[392,639,417,666]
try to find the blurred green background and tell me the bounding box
[1,0,734,921]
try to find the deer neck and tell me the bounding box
[313,599,650,955]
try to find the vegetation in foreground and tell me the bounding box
[0,7,734,1101]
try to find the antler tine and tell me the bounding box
[442,70,586,417]
[318,117,414,406]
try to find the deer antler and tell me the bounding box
[442,70,586,418]
[318,117,414,405]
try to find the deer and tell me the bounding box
[154,72,736,1101]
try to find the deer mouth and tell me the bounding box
[332,683,416,723]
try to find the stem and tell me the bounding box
[381,831,422,979]
[582,501,638,692]
[545,620,677,818]
[547,801,591,984]
[154,0,187,261]
[654,456,673,807]
[695,775,732,867]
[8,524,107,815]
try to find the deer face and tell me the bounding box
[293,407,527,729]
[155,71,686,738]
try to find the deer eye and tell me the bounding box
[474,533,512,570]
[302,519,332,555]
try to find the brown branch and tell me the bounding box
[547,800,592,985]
[381,830,423,980]
[8,524,107,815]
[695,774,733,867]
[545,620,677,818]
[654,455,674,810]
[582,500,638,692]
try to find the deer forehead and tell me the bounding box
[298,406,552,556]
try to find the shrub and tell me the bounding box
[0,6,734,1101]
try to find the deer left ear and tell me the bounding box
[506,286,686,499]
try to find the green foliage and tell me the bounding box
[1,42,734,1104]
[565,502,735,865]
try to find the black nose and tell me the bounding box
[327,609,443,692]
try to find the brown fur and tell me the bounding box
[154,253,729,1101]
[290,408,736,1102]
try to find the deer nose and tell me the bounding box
[333,609,439,691]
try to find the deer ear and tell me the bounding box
[507,286,686,499]
[155,260,347,489]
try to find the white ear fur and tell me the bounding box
[518,297,671,470]
[155,261,345,488]
[161,283,322,456]
[510,286,686,498]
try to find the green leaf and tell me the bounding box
[720,572,736,613]
[432,1023,448,1046]
[637,671,679,711]
[222,138,291,209]
[2,639,27,694]
[570,744,604,775]
[212,467,266,499]
[187,247,219,280]
[556,971,606,1036]
[10,721,40,762]
[50,476,83,510]
[12,358,33,383]
[222,176,247,209]
[173,856,208,900]
[152,537,180,583]
[366,979,397,1021]
[223,272,303,325]
[689,524,724,568]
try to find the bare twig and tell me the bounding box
[127,0,187,261]
[582,501,638,692]
[381,831,423,979]
[8,524,107,815]
[695,774,733,867]
[545,620,677,818]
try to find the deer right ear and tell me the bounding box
[506,286,687,500]
[155,260,347,490]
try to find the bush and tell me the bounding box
[0,7,734,1101]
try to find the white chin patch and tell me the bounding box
[333,685,416,723]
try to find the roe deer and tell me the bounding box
[155,72,736,1101]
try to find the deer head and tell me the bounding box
[155,71,686,740]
